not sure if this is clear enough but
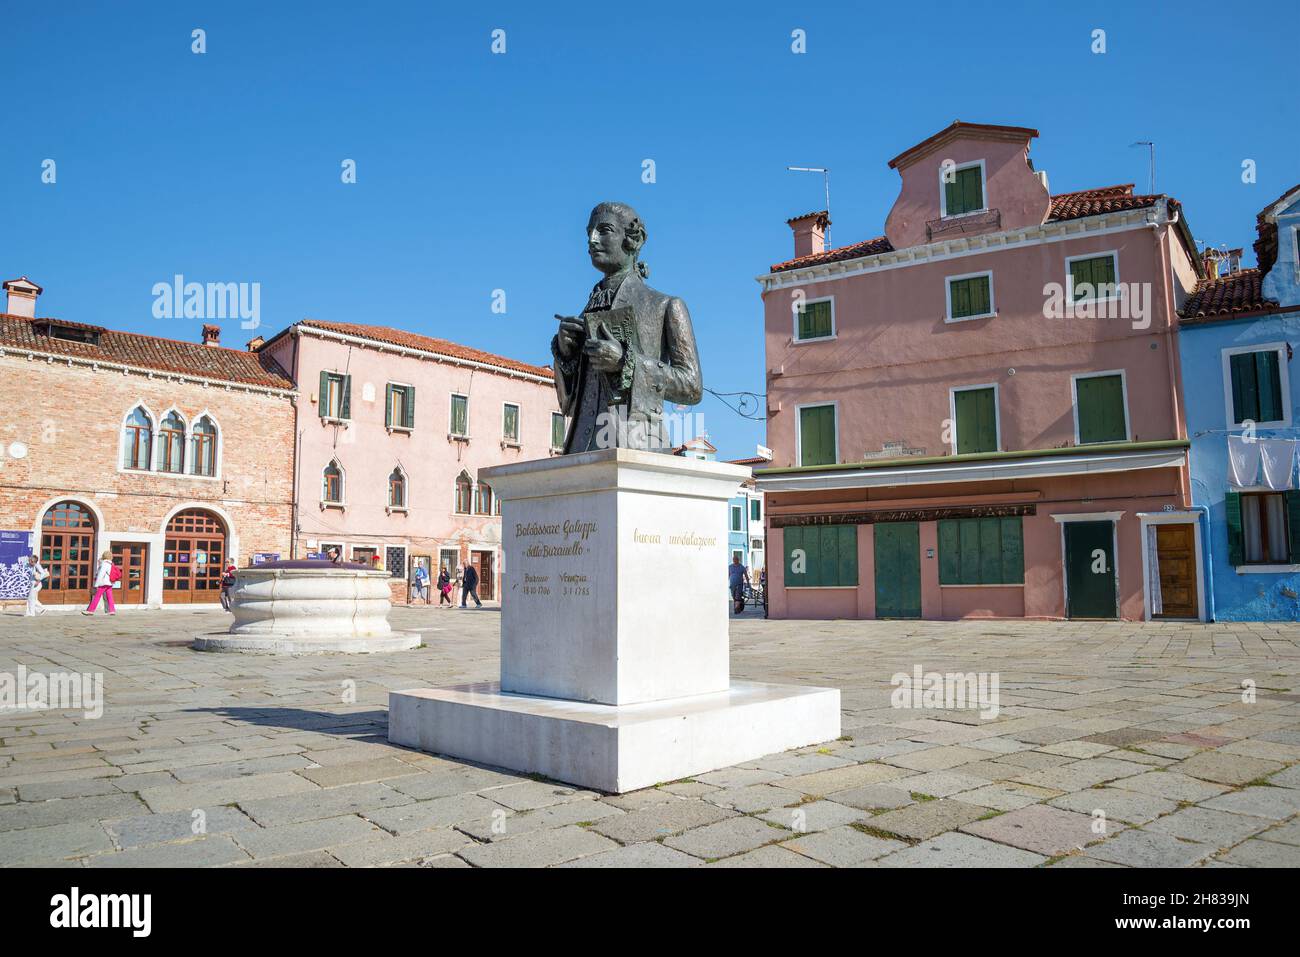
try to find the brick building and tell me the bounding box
[0,277,296,609]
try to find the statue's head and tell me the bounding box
[587,201,647,276]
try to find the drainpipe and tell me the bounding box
[1154,204,1190,507]
[1192,505,1217,622]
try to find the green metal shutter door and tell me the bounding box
[938,520,960,584]
[1001,516,1024,584]
[838,525,858,586]
[958,519,980,584]
[978,517,1001,583]
[1225,492,1244,567]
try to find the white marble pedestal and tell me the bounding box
[388,448,840,793]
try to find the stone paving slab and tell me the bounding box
[663,816,785,860]
[758,799,867,833]
[554,841,701,868]
[1173,751,1285,786]
[706,844,828,867]
[456,797,622,842]
[1047,787,1179,825]
[876,832,1048,868]
[1201,785,1300,820]
[588,799,733,844]
[458,825,617,868]
[868,799,990,841]
[961,804,1108,856]
[1084,830,1216,868]
[1144,806,1270,846]
[781,825,906,866]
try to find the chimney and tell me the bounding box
[1035,169,1050,193]
[246,334,265,352]
[786,211,830,259]
[1227,248,1243,274]
[201,324,221,347]
[3,276,42,318]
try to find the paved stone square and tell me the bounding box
[1,606,1299,868]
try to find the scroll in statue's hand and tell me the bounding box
[583,321,624,372]
[555,315,585,358]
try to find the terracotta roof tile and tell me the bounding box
[0,314,293,389]
[726,455,771,466]
[1179,268,1276,321]
[1046,184,1162,222]
[296,320,554,379]
[770,236,895,273]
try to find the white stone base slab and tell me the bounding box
[388,680,841,793]
[192,631,421,655]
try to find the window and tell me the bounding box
[1067,253,1118,302]
[750,499,762,522]
[388,468,406,509]
[732,550,744,564]
[386,384,415,430]
[319,372,351,420]
[1074,373,1129,444]
[942,163,984,217]
[455,471,473,514]
[731,505,743,532]
[783,525,858,587]
[1225,346,1288,426]
[123,406,152,470]
[352,546,377,566]
[475,481,494,515]
[503,403,520,443]
[938,517,1024,585]
[1227,491,1299,566]
[946,272,994,321]
[385,546,406,579]
[952,386,998,454]
[450,394,469,437]
[439,547,459,577]
[798,404,837,466]
[551,412,566,450]
[156,411,186,473]
[190,416,217,476]
[322,461,344,504]
[795,298,834,342]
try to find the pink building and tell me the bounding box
[258,320,562,602]
[756,122,1207,621]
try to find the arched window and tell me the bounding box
[454,471,473,515]
[388,468,406,508]
[475,481,494,515]
[123,407,153,470]
[190,416,217,477]
[323,461,344,504]
[156,411,186,473]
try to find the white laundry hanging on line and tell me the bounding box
[1258,438,1297,491]
[1226,434,1261,488]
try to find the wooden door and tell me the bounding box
[39,501,96,604]
[874,523,920,618]
[470,550,495,600]
[163,509,226,604]
[1065,521,1117,619]
[110,543,148,605]
[1154,524,1198,619]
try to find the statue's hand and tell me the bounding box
[555,315,584,358]
[584,323,624,372]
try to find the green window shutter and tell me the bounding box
[1077,375,1126,444]
[837,525,858,586]
[1256,351,1283,422]
[962,167,982,212]
[319,371,329,416]
[800,405,836,465]
[452,396,467,435]
[404,387,415,429]
[751,499,761,521]
[784,526,805,586]
[1229,352,1257,423]
[978,517,1001,584]
[945,176,960,216]
[938,520,960,584]
[1285,491,1300,563]
[798,301,832,340]
[1225,491,1244,567]
[385,384,394,427]
[340,375,351,420]
[1071,256,1117,300]
[1001,516,1024,584]
[955,388,996,454]
[552,413,565,448]
[949,276,991,319]
[958,519,980,584]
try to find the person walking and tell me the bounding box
[219,563,237,611]
[437,566,453,606]
[460,562,482,608]
[728,554,748,615]
[412,563,430,603]
[24,554,48,617]
[83,550,118,616]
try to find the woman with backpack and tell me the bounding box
[83,550,119,616]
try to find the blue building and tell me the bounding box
[1179,185,1300,620]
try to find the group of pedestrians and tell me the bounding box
[22,550,121,617]
[410,562,482,608]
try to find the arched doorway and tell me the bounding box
[163,508,227,604]
[39,501,97,604]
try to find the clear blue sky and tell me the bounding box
[5,1,1296,458]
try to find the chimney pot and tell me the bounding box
[786,211,830,259]
[246,335,265,351]
[3,276,43,318]
[202,324,221,346]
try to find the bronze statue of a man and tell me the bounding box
[552,202,702,453]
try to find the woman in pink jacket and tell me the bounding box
[83,550,117,616]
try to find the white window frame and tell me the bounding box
[938,159,987,219]
[186,410,223,481]
[794,401,840,467]
[550,411,566,451]
[944,269,995,323]
[320,371,349,421]
[453,469,474,515]
[321,459,346,509]
[386,464,409,513]
[792,294,836,344]
[1052,511,1123,621]
[1064,250,1122,304]
[118,401,157,474]
[1221,342,1292,429]
[1137,511,1207,621]
[386,381,415,433]
[449,392,470,438]
[948,383,1001,455]
[1071,369,1132,445]
[502,402,521,445]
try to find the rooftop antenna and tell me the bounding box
[1130,141,1155,195]
[787,166,832,248]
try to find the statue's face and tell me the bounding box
[587,211,632,274]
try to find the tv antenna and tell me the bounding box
[787,166,832,248]
[1130,141,1155,194]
